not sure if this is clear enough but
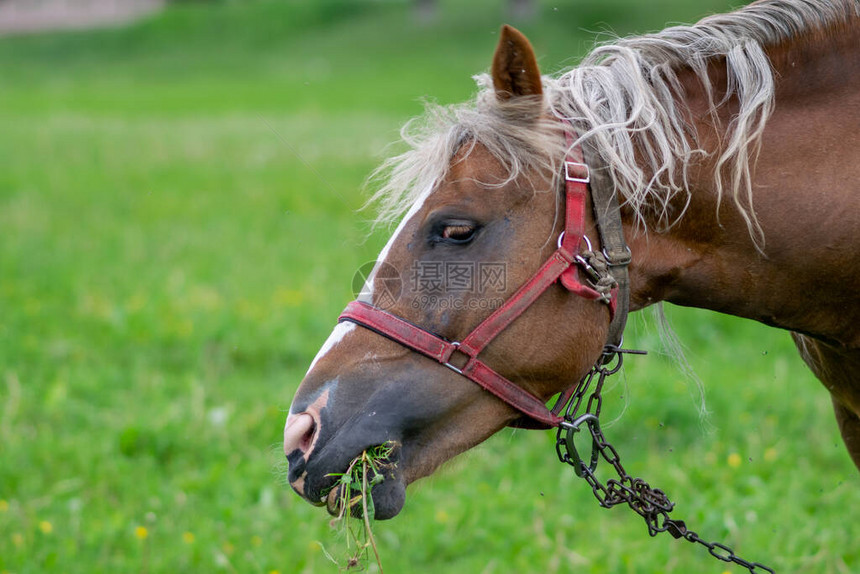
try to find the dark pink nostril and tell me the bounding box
[284,413,317,457]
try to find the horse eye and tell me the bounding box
[441,224,476,243]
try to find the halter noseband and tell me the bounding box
[338,122,631,429]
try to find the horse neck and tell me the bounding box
[623,21,860,349]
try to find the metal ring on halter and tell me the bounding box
[558,232,593,252]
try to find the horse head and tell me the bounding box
[284,26,614,520]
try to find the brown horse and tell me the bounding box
[285,0,860,527]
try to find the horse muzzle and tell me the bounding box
[284,381,410,519]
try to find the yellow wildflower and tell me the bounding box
[135,526,148,540]
[38,521,53,534]
[182,531,195,544]
[727,453,742,468]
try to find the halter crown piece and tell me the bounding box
[338,120,632,429]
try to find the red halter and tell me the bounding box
[339,130,617,429]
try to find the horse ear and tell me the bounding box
[491,25,543,101]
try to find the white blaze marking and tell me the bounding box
[295,186,435,414]
[304,321,356,378]
[361,185,434,301]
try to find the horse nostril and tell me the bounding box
[284,413,317,457]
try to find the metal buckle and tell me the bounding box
[574,254,603,284]
[602,245,632,266]
[443,342,465,375]
[571,235,603,283]
[564,161,590,183]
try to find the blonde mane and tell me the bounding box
[368,0,858,243]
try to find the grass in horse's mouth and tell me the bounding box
[321,441,398,572]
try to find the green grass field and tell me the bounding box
[0,1,857,572]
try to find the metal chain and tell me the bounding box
[554,346,775,574]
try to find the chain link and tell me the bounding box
[555,346,775,574]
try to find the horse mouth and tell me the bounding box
[288,439,406,520]
[323,470,406,521]
[320,442,406,520]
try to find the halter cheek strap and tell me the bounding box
[338,122,630,429]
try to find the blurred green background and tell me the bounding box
[0,1,857,572]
